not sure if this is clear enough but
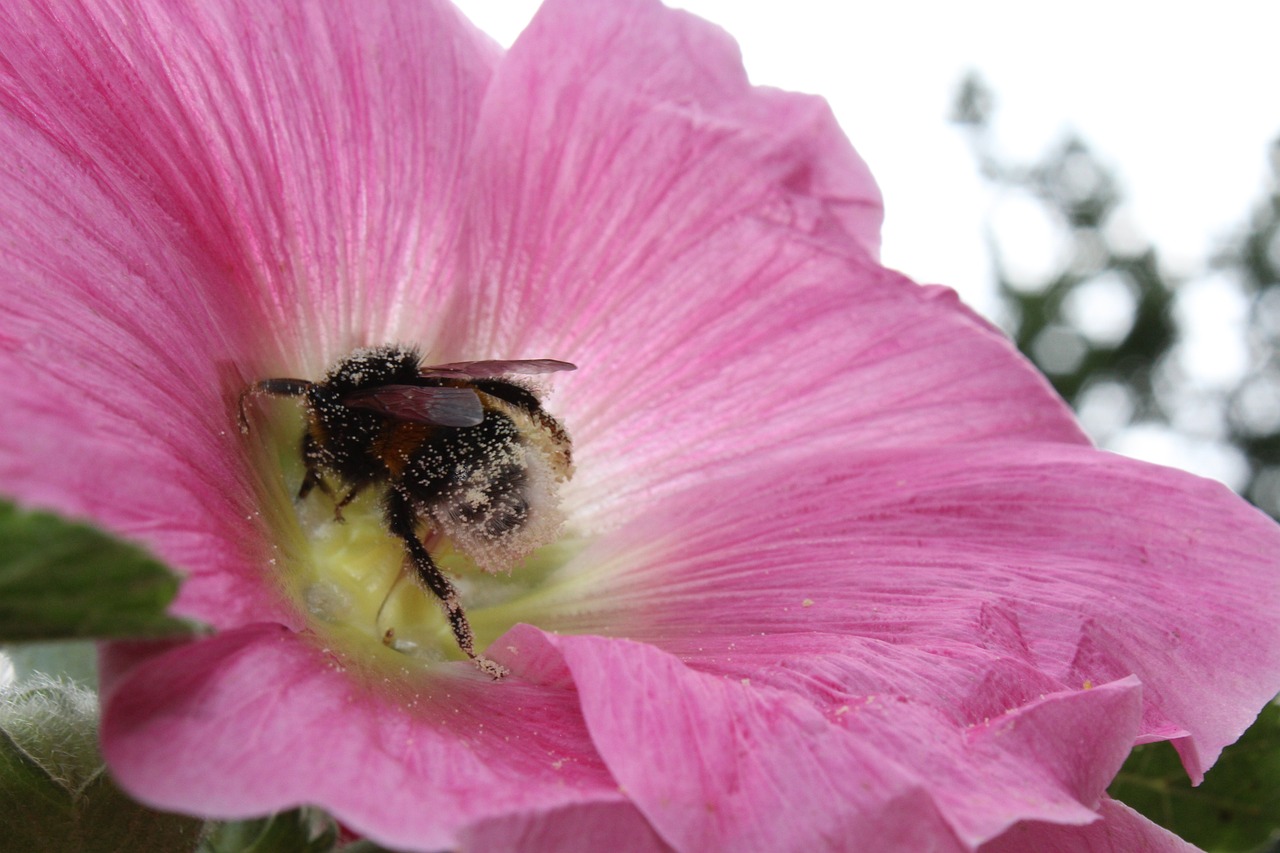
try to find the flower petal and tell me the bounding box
[437,0,1084,528]
[5,0,499,362]
[457,800,672,853]
[0,0,498,623]
[536,443,1280,787]
[101,624,627,852]
[496,627,1145,850]
[979,798,1199,853]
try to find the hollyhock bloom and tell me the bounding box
[1,0,1278,849]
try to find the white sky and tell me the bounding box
[456,0,1280,313]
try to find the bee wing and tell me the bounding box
[342,385,485,427]
[418,359,577,379]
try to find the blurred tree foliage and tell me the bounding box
[1231,140,1280,521]
[952,73,1280,521]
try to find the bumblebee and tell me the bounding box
[239,344,575,677]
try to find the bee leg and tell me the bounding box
[298,468,340,509]
[297,467,324,501]
[331,486,364,522]
[297,432,340,507]
[383,488,508,679]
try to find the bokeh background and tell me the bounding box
[458,0,1280,521]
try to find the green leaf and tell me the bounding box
[0,499,197,641]
[198,809,339,853]
[0,675,202,853]
[1109,703,1280,852]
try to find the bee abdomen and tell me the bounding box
[400,407,563,573]
[372,421,434,477]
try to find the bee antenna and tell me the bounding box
[237,378,313,434]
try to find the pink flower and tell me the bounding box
[2,0,1277,850]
